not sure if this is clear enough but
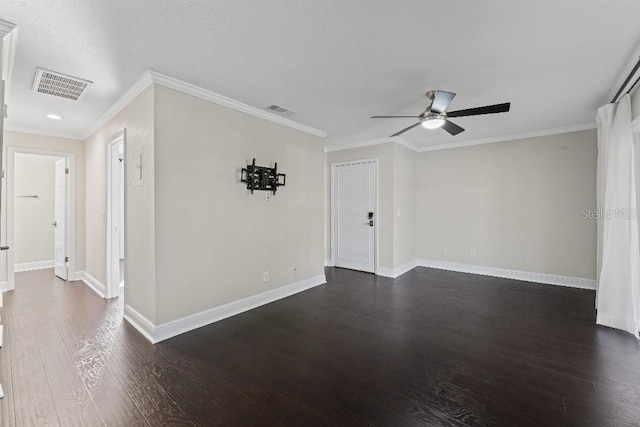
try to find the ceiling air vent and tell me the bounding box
[265,104,297,115]
[32,67,93,101]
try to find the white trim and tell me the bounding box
[4,124,83,141]
[324,137,393,153]
[105,130,126,299]
[78,271,106,298]
[7,148,76,291]
[15,260,55,272]
[417,259,596,290]
[324,258,334,267]
[0,324,3,348]
[330,159,379,274]
[148,71,327,138]
[0,282,8,293]
[125,274,327,344]
[1,23,18,101]
[123,304,157,343]
[81,70,328,140]
[416,123,597,152]
[0,19,16,36]
[82,72,153,139]
[324,123,597,153]
[376,259,419,278]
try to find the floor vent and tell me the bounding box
[32,68,93,101]
[265,104,297,115]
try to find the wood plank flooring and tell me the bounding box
[1,267,640,426]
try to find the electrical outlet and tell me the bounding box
[263,271,269,282]
[470,251,476,258]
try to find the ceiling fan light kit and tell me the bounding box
[421,115,446,129]
[371,90,511,137]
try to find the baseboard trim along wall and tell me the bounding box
[125,274,327,344]
[377,259,419,279]
[77,271,106,298]
[417,259,596,290]
[15,260,55,272]
[0,282,8,293]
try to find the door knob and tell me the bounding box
[52,221,57,227]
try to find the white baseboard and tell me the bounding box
[124,305,157,343]
[417,259,596,290]
[377,259,418,279]
[15,260,55,272]
[124,274,327,344]
[0,282,8,293]
[77,271,106,298]
[324,258,334,267]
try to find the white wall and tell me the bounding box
[14,154,58,264]
[153,85,325,324]
[632,89,640,120]
[1,131,86,282]
[415,129,597,279]
[393,144,416,268]
[84,86,156,322]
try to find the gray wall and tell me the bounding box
[415,129,598,279]
[153,85,325,324]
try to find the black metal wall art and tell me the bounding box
[241,158,286,194]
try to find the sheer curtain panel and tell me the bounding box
[595,94,640,338]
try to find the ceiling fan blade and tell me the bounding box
[430,90,456,114]
[447,102,511,118]
[391,122,422,137]
[442,120,465,136]
[371,115,419,119]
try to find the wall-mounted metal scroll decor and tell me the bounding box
[241,158,286,194]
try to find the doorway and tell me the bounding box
[6,148,76,291]
[106,131,125,299]
[331,159,378,273]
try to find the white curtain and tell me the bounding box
[595,94,640,339]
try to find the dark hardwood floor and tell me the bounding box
[1,267,640,426]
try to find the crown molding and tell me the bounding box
[324,137,395,152]
[82,71,154,139]
[324,122,596,154]
[0,19,16,37]
[147,71,328,138]
[4,124,84,141]
[416,122,597,152]
[81,70,328,140]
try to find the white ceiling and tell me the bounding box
[2,0,640,150]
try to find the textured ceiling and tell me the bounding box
[2,0,640,150]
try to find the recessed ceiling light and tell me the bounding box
[46,114,62,120]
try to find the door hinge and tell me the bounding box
[65,256,69,263]
[65,168,70,174]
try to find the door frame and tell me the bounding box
[330,158,379,274]
[5,147,76,291]
[105,129,126,299]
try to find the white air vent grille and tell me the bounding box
[265,104,297,115]
[32,68,93,100]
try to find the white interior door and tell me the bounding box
[54,158,68,280]
[332,161,376,273]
